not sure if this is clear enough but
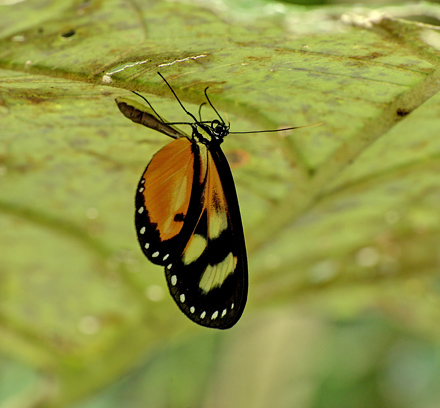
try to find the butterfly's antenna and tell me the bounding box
[132,91,165,122]
[198,102,207,121]
[229,122,323,134]
[157,72,199,123]
[204,87,226,124]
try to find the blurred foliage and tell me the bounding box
[1,0,440,407]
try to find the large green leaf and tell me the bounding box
[1,1,440,407]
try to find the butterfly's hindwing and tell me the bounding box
[135,137,206,266]
[165,143,248,329]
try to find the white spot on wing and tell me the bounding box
[139,187,144,193]
[138,207,144,214]
[152,251,159,257]
[211,311,218,320]
[180,294,185,303]
[167,263,172,270]
[144,243,150,249]
[231,303,234,310]
[221,309,227,318]
[163,254,169,261]
[140,227,146,234]
[171,275,177,286]
[141,179,145,184]
[200,311,206,319]
[190,306,195,313]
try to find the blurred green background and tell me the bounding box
[1,0,440,407]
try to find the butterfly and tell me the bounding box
[116,73,310,329]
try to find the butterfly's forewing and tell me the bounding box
[135,137,206,265]
[166,142,248,329]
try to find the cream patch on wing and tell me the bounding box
[183,234,207,265]
[208,210,228,240]
[199,252,237,293]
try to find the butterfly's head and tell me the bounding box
[210,119,230,139]
[194,119,230,146]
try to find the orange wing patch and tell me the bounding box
[141,137,194,241]
[206,152,229,240]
